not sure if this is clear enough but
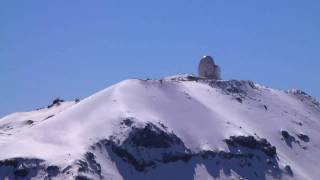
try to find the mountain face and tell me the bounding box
[0,74,319,180]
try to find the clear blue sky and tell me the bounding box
[1,0,319,117]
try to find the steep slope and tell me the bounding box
[0,74,319,180]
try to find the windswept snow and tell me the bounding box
[0,74,319,180]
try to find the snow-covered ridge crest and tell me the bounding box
[286,89,320,111]
[0,74,319,180]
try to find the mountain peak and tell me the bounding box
[0,75,320,179]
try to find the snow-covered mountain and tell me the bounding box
[1,74,319,180]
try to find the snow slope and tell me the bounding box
[0,74,319,180]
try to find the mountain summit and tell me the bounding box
[0,74,319,180]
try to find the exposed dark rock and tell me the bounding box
[236,97,243,103]
[121,118,134,127]
[0,158,47,179]
[208,81,258,103]
[225,136,277,157]
[281,130,296,147]
[161,153,193,163]
[46,165,60,177]
[125,123,183,149]
[44,115,55,120]
[108,138,191,171]
[99,122,284,180]
[297,133,310,142]
[85,152,102,177]
[14,169,28,177]
[211,81,247,95]
[217,151,251,160]
[75,175,91,180]
[200,151,217,159]
[101,123,192,171]
[110,142,154,171]
[168,75,203,82]
[48,98,64,108]
[185,75,202,81]
[287,89,320,111]
[0,159,19,168]
[53,98,64,104]
[285,165,293,177]
[158,122,168,130]
[0,121,291,179]
[263,105,268,111]
[281,130,290,139]
[103,128,283,180]
[292,121,303,126]
[77,160,89,173]
[0,156,98,179]
[62,165,72,174]
[25,120,34,125]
